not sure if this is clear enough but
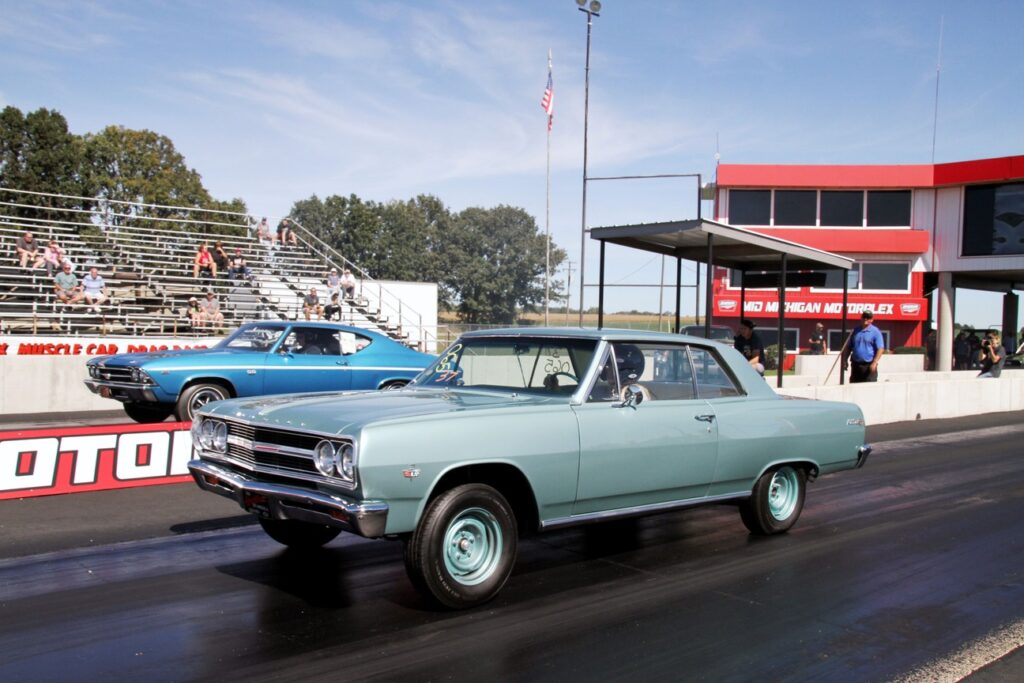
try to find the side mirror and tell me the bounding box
[618,383,645,408]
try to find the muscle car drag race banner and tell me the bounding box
[0,422,194,500]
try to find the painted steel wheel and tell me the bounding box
[175,382,230,422]
[739,465,807,535]
[404,483,518,609]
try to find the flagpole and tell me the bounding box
[545,49,552,326]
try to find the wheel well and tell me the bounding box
[428,464,540,535]
[377,378,409,389]
[180,378,236,398]
[781,460,819,482]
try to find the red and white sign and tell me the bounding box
[0,422,194,500]
[0,334,222,357]
[714,296,928,321]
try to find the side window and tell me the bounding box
[688,347,742,399]
[338,331,371,355]
[587,343,698,402]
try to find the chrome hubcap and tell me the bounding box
[443,507,502,586]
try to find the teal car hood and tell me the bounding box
[202,388,561,434]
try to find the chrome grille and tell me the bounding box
[97,367,134,382]
[218,418,331,480]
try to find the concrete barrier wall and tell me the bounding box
[0,357,112,414]
[776,374,1024,425]
[794,353,925,376]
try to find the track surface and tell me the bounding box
[1,412,1022,682]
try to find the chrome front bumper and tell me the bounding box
[188,459,389,538]
[856,444,872,469]
[83,379,158,403]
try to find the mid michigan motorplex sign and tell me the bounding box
[0,422,194,500]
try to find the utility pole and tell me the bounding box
[564,260,575,326]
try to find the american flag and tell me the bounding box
[541,68,554,131]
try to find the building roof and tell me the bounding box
[718,153,1024,189]
[589,218,855,270]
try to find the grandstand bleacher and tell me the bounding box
[0,189,434,349]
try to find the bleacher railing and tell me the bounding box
[0,187,435,348]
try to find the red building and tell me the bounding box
[712,154,1024,357]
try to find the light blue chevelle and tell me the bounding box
[189,328,871,608]
[85,321,432,423]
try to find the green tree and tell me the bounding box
[0,106,86,223]
[442,205,566,323]
[83,126,246,234]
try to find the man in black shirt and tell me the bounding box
[734,319,765,375]
[808,322,826,355]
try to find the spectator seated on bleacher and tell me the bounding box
[228,249,252,283]
[16,231,44,270]
[303,287,323,321]
[340,268,357,300]
[277,218,298,246]
[212,241,230,276]
[54,262,84,306]
[81,267,108,313]
[193,243,217,279]
[256,217,276,248]
[325,268,341,297]
[187,297,203,328]
[324,292,342,321]
[199,290,224,329]
[43,239,74,276]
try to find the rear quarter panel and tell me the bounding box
[707,396,866,497]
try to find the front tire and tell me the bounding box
[123,402,174,423]
[404,484,517,609]
[379,380,409,391]
[175,382,230,421]
[739,465,806,535]
[258,518,341,549]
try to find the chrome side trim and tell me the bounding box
[539,491,750,531]
[188,459,388,538]
[856,444,872,469]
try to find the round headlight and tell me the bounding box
[213,421,228,452]
[314,440,336,476]
[338,443,355,480]
[200,419,216,450]
[191,417,204,447]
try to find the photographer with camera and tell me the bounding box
[977,332,1005,378]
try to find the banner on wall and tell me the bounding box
[0,422,196,500]
[0,335,223,357]
[714,296,928,321]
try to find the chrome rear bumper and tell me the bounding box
[188,459,388,538]
[856,444,872,469]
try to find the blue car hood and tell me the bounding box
[202,388,561,434]
[93,348,244,368]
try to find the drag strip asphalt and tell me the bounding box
[0,410,1021,682]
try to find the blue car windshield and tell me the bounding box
[218,324,287,351]
[414,337,599,395]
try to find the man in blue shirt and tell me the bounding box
[842,310,885,383]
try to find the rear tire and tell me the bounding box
[123,402,174,423]
[404,484,517,609]
[175,382,230,422]
[258,518,341,549]
[380,380,409,390]
[739,465,806,535]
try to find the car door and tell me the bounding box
[570,342,719,515]
[263,327,353,395]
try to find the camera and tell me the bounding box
[982,339,991,347]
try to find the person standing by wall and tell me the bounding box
[733,319,765,375]
[842,310,885,383]
[807,322,826,355]
[977,332,1005,378]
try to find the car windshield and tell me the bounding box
[218,324,287,351]
[414,337,599,395]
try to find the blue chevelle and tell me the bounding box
[84,321,433,422]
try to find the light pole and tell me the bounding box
[576,0,601,327]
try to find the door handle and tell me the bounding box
[336,361,349,366]
[694,414,715,423]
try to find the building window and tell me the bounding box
[729,190,771,225]
[754,328,799,353]
[963,182,1024,256]
[774,190,817,226]
[821,190,864,226]
[867,190,911,226]
[861,263,909,291]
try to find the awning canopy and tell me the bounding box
[589,218,857,388]
[589,218,855,271]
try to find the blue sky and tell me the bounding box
[2,0,1022,328]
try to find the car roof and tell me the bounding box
[239,320,386,339]
[459,326,725,345]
